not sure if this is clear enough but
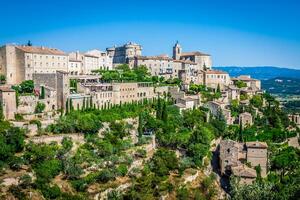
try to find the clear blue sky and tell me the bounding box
[1,0,300,68]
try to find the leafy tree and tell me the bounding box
[149,148,178,176]
[13,80,34,94]
[230,178,276,200]
[250,95,263,108]
[235,80,247,88]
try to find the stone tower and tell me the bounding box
[173,41,182,60]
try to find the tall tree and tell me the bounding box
[162,101,168,121]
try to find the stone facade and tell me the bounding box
[239,112,253,128]
[107,42,142,64]
[0,86,17,119]
[69,50,113,75]
[0,44,68,84]
[17,95,38,114]
[204,70,231,89]
[33,71,69,110]
[69,80,176,110]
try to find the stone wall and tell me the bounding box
[17,95,38,114]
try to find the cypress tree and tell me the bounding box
[138,112,143,137]
[82,97,86,111]
[0,101,4,121]
[65,99,69,115]
[216,84,221,93]
[70,98,73,112]
[85,97,89,110]
[156,97,162,120]
[90,97,93,109]
[40,86,45,99]
[162,101,168,121]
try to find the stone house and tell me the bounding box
[106,42,142,65]
[239,112,253,128]
[219,139,268,184]
[0,44,68,84]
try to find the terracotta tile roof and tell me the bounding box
[205,70,228,75]
[0,86,15,92]
[232,75,259,81]
[232,165,257,178]
[135,55,173,61]
[16,45,66,55]
[173,60,197,65]
[180,51,210,56]
[246,142,268,149]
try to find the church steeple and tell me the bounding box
[173,41,182,60]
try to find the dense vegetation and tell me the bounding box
[92,64,182,86]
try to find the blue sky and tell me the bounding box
[1,0,300,68]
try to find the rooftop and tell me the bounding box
[246,141,268,149]
[16,45,66,55]
[0,86,15,92]
[232,165,257,178]
[205,70,228,75]
[180,51,210,57]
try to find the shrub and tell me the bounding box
[29,119,42,129]
[15,113,24,121]
[35,102,46,113]
[116,164,128,177]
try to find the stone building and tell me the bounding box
[173,41,212,70]
[206,101,234,125]
[175,95,201,113]
[70,81,159,110]
[0,86,17,119]
[288,114,300,127]
[203,70,231,90]
[239,112,253,128]
[68,50,112,75]
[219,139,268,184]
[33,71,69,110]
[0,44,68,84]
[245,142,268,177]
[231,75,261,91]
[128,55,176,78]
[106,42,142,65]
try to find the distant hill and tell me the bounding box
[261,77,300,95]
[214,66,300,80]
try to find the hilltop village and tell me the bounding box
[0,42,299,200]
